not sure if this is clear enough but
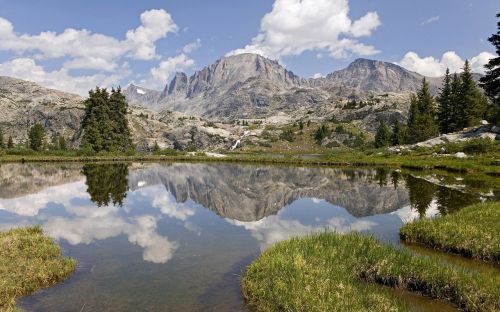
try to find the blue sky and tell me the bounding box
[0,0,498,95]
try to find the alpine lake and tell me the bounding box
[0,162,498,312]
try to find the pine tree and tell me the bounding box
[0,127,4,148]
[50,133,60,150]
[59,136,67,150]
[28,123,45,151]
[81,87,132,153]
[437,68,453,133]
[7,136,13,148]
[449,73,462,132]
[391,119,405,146]
[460,60,487,127]
[480,13,500,124]
[406,79,439,143]
[375,120,391,148]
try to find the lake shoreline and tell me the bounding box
[1,152,499,176]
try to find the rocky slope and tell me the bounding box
[0,76,85,145]
[0,76,239,150]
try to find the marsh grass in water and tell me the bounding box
[0,226,75,311]
[400,202,500,263]
[242,232,499,312]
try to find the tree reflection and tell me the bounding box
[82,164,129,207]
[435,186,479,215]
[375,168,389,187]
[404,175,437,218]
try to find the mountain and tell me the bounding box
[122,84,161,108]
[0,76,231,150]
[317,58,442,93]
[125,54,442,119]
[0,76,85,145]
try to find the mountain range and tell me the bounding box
[123,53,443,119]
[1,53,478,150]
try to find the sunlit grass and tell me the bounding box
[242,232,499,312]
[400,202,500,263]
[0,226,75,311]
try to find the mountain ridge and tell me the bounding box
[124,53,444,118]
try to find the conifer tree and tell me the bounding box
[480,13,500,124]
[28,123,45,151]
[449,73,462,132]
[460,60,487,127]
[81,87,132,153]
[375,120,391,148]
[437,68,453,133]
[59,136,67,150]
[7,136,13,148]
[391,119,405,146]
[406,79,439,143]
[0,127,4,148]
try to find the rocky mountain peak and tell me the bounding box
[123,84,161,107]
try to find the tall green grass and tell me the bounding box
[242,232,499,312]
[400,202,500,263]
[0,226,75,311]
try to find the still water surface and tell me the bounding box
[0,162,497,311]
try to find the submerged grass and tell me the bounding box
[242,232,500,312]
[400,202,500,263]
[0,226,76,311]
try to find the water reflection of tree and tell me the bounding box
[435,186,479,215]
[82,164,129,207]
[404,175,481,217]
[375,168,389,187]
[405,175,437,218]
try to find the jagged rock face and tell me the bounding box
[0,76,85,145]
[127,163,410,221]
[123,84,161,108]
[126,54,445,120]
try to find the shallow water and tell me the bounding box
[0,162,496,311]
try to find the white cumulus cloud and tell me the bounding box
[0,57,131,95]
[227,0,381,59]
[398,51,495,77]
[0,9,181,95]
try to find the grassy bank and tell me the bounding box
[0,226,76,311]
[1,150,499,176]
[242,232,499,312]
[400,202,500,263]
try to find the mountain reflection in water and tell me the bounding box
[0,162,493,312]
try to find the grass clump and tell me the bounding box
[242,232,499,312]
[0,226,76,311]
[400,202,500,263]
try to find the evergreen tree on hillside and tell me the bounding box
[460,60,487,127]
[29,123,45,151]
[406,79,439,143]
[480,13,500,124]
[375,120,391,148]
[0,127,4,148]
[437,69,453,133]
[109,87,133,151]
[59,136,67,150]
[449,73,462,132]
[7,136,13,148]
[81,87,132,153]
[391,119,405,146]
